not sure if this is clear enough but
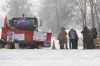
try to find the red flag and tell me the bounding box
[4,15,7,28]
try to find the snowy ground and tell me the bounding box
[0,49,100,66]
[1,33,100,66]
[0,30,100,66]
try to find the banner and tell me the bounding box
[33,31,47,41]
[14,34,25,40]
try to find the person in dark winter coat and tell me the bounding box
[59,27,67,49]
[68,28,77,49]
[74,32,78,49]
[81,27,90,49]
[93,28,97,48]
[87,28,98,49]
[87,29,93,49]
[91,28,97,48]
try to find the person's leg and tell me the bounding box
[76,41,78,49]
[69,39,72,49]
[60,44,64,49]
[59,41,62,49]
[93,39,96,48]
[59,40,64,49]
[62,43,64,49]
[83,42,86,49]
[72,39,75,49]
[75,40,78,49]
[60,44,62,49]
[74,42,77,49]
[73,39,77,49]
[66,42,68,49]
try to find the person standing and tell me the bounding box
[92,28,97,48]
[87,28,94,49]
[68,28,77,49]
[74,32,78,49]
[81,27,90,49]
[59,27,67,49]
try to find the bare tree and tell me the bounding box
[39,0,79,36]
[73,0,88,29]
[3,0,33,18]
[94,0,100,34]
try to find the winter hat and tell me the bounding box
[61,27,66,30]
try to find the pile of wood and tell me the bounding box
[96,35,100,49]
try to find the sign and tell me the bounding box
[33,31,47,41]
[14,34,25,40]
[7,32,14,42]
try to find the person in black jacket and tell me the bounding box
[74,32,78,49]
[92,28,97,48]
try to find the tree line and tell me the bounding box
[2,0,100,37]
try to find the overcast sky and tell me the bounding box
[0,0,41,28]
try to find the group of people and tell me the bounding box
[81,27,97,49]
[58,26,98,49]
[58,27,78,49]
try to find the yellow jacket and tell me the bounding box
[59,30,67,42]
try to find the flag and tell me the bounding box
[4,15,7,28]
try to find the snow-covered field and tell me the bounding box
[0,49,100,66]
[1,29,100,66]
[0,29,100,66]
